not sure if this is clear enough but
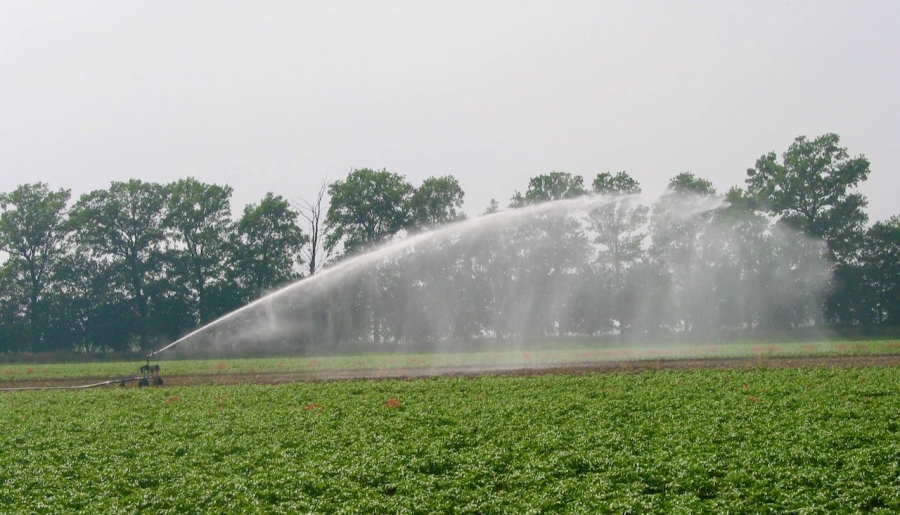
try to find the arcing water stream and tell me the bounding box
[149,191,826,360]
[151,193,637,357]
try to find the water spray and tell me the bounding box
[2,192,749,392]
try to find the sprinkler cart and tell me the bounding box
[138,353,164,387]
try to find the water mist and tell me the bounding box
[154,192,830,361]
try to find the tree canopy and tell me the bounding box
[0,132,895,355]
[0,183,71,351]
[746,133,870,262]
[667,172,717,196]
[410,175,466,229]
[326,168,415,255]
[510,172,587,207]
[593,171,642,195]
[231,193,307,301]
[69,180,167,347]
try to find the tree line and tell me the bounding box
[0,133,897,354]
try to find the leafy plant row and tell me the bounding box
[1,367,899,513]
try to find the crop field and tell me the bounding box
[2,366,900,513]
[2,339,899,382]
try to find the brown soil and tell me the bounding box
[4,354,900,390]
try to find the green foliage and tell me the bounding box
[592,171,642,195]
[0,262,26,351]
[647,173,718,330]
[667,172,716,196]
[409,175,465,229]
[510,172,587,207]
[164,178,235,324]
[588,172,648,331]
[326,168,415,255]
[862,217,900,325]
[0,130,893,353]
[231,193,307,301]
[2,368,900,513]
[746,133,870,263]
[0,183,72,352]
[70,180,168,348]
[589,172,647,275]
[722,186,760,213]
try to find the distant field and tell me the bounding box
[2,367,899,513]
[1,339,899,382]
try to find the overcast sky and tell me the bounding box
[1,1,897,223]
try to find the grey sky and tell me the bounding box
[2,1,897,222]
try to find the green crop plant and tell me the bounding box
[1,367,899,513]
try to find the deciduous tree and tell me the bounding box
[296,179,334,276]
[70,180,167,348]
[0,183,71,351]
[859,217,900,326]
[325,168,415,344]
[164,178,234,324]
[326,168,415,256]
[746,133,870,262]
[589,172,648,332]
[409,175,465,229]
[232,193,307,301]
[509,171,587,207]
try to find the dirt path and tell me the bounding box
[4,354,900,390]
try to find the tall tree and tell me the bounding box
[0,260,27,352]
[325,168,415,345]
[651,172,718,258]
[715,187,774,330]
[589,172,648,332]
[41,250,135,352]
[648,172,718,332]
[859,217,900,326]
[296,179,334,276]
[69,180,167,348]
[592,171,642,195]
[326,168,415,255]
[591,172,646,276]
[164,178,234,325]
[746,133,870,262]
[509,171,587,207]
[409,175,466,229]
[232,193,307,301]
[0,183,71,351]
[505,172,591,336]
[667,172,717,196]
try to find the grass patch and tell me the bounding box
[1,339,899,382]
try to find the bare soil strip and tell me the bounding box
[4,354,900,390]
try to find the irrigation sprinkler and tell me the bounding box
[139,359,163,387]
[0,349,169,392]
